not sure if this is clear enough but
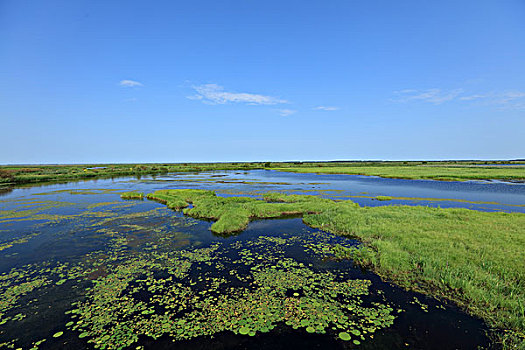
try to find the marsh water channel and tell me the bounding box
[1,170,523,349]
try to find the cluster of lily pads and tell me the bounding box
[0,229,397,349]
[59,232,395,349]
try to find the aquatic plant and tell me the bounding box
[0,217,397,349]
[64,236,394,349]
[120,191,144,200]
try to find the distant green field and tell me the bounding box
[272,165,525,181]
[0,163,264,186]
[1,161,524,186]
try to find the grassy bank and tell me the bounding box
[304,203,525,348]
[0,163,264,186]
[148,189,525,348]
[2,161,524,186]
[271,164,525,182]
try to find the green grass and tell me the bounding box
[120,191,144,200]
[374,196,393,201]
[303,204,525,348]
[271,164,525,182]
[148,189,525,348]
[147,189,335,234]
[0,163,265,186]
[2,161,524,186]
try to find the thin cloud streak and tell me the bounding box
[314,106,340,111]
[119,80,143,87]
[190,84,288,105]
[466,91,525,109]
[392,88,463,104]
[278,109,297,116]
[392,88,525,109]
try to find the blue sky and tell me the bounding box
[1,0,524,164]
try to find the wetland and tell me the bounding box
[0,169,524,349]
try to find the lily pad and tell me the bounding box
[338,332,351,341]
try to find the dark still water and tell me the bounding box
[1,170,520,349]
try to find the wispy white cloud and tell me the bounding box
[314,106,340,111]
[392,88,463,104]
[458,94,488,101]
[392,88,525,109]
[491,91,525,108]
[460,91,525,109]
[119,80,143,87]
[189,84,288,105]
[278,109,297,116]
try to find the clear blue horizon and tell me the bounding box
[1,1,524,164]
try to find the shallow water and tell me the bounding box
[1,170,520,349]
[2,170,524,213]
[123,169,525,212]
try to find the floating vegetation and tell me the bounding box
[0,233,39,252]
[0,200,76,222]
[64,236,395,349]
[374,196,392,201]
[32,189,123,196]
[0,209,396,349]
[120,192,144,200]
[339,331,351,341]
[305,242,358,261]
[410,297,429,312]
[86,201,123,209]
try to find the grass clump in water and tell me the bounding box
[120,192,144,200]
[374,196,392,201]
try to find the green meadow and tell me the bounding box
[271,163,525,182]
[1,160,524,187]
